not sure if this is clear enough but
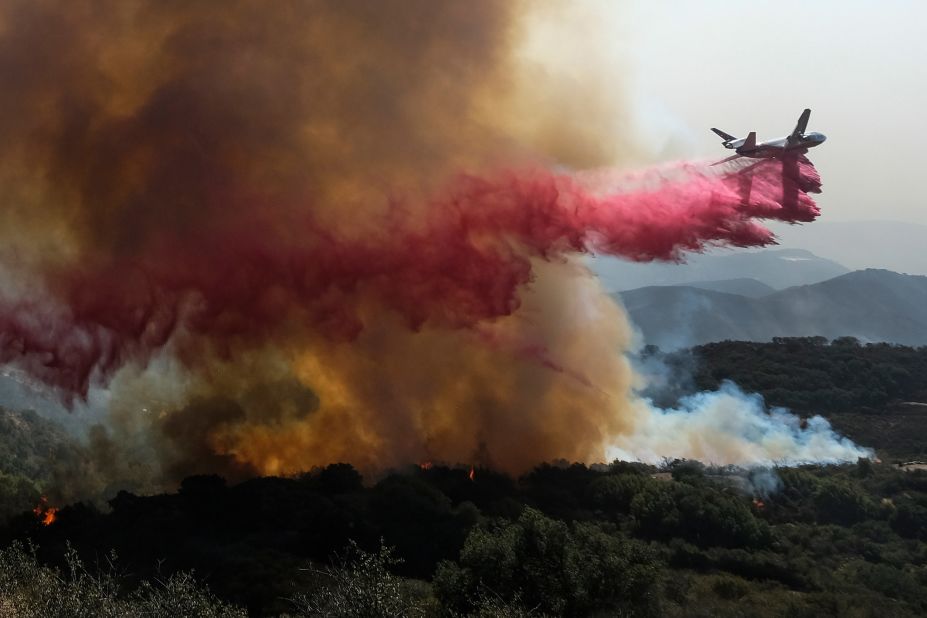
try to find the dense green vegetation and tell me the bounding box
[2,338,926,616]
[2,460,927,616]
[677,337,927,415]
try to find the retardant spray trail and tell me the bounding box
[0,157,820,399]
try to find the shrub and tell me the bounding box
[0,541,245,617]
[290,540,428,618]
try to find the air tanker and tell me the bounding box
[711,109,825,163]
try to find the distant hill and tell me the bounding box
[619,269,927,349]
[772,219,927,276]
[593,248,849,293]
[675,278,775,298]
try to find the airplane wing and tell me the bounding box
[741,131,756,151]
[791,108,811,139]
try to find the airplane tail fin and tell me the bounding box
[791,108,811,138]
[711,127,736,142]
[742,131,756,151]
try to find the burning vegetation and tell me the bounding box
[31,497,57,526]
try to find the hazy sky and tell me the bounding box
[622,0,927,225]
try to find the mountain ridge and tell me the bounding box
[594,247,849,292]
[618,268,927,349]
[772,219,927,275]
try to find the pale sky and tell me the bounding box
[622,0,927,225]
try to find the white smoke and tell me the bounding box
[609,380,872,466]
[745,467,783,498]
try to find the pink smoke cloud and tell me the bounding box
[0,156,820,399]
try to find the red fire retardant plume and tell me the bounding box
[0,156,821,399]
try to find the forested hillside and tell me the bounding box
[647,338,927,461]
[3,460,927,616]
[621,270,927,349]
[662,338,927,412]
[3,339,927,616]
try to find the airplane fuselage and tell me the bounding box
[725,132,827,157]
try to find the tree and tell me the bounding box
[631,482,770,548]
[812,478,875,526]
[433,508,658,617]
[585,473,647,513]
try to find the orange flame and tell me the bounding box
[468,466,475,482]
[32,496,58,526]
[419,461,433,471]
[752,498,765,510]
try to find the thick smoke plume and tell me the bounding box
[0,1,860,491]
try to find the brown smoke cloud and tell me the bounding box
[0,0,645,489]
[0,0,627,257]
[1,2,861,499]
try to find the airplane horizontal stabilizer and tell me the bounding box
[711,127,736,141]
